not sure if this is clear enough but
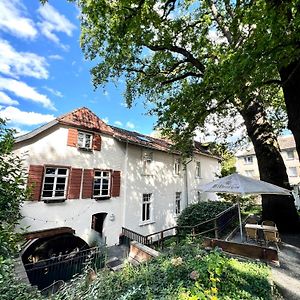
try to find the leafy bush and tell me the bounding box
[177,201,232,236]
[54,243,272,300]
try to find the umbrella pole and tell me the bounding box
[237,201,243,241]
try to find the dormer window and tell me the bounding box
[78,131,92,149]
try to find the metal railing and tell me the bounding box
[121,204,239,249]
[24,246,105,290]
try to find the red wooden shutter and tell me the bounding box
[68,168,82,199]
[111,170,121,197]
[93,134,101,151]
[27,165,44,201]
[82,169,93,199]
[67,128,78,147]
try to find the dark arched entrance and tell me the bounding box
[91,213,107,236]
[22,232,90,290]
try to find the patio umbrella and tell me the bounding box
[199,173,291,240]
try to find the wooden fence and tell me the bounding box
[121,204,239,249]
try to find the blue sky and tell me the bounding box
[0,0,157,136]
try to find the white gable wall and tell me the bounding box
[14,124,219,246]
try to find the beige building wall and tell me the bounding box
[14,124,220,246]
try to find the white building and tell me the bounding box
[14,107,220,246]
[235,135,300,208]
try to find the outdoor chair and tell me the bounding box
[245,227,258,242]
[262,220,276,227]
[263,230,281,250]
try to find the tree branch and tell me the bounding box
[161,71,202,85]
[145,44,205,73]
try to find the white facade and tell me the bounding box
[15,113,219,246]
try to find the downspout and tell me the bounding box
[184,157,193,208]
[122,141,129,227]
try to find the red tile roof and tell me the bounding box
[16,107,217,158]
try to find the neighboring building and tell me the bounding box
[14,107,220,246]
[235,135,300,208]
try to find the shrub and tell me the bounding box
[177,201,232,236]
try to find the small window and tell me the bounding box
[142,193,152,222]
[42,167,69,201]
[196,161,201,178]
[286,150,294,160]
[175,192,181,214]
[78,131,92,149]
[93,170,111,199]
[174,158,181,175]
[243,156,253,165]
[288,167,298,177]
[142,152,153,175]
[245,170,254,177]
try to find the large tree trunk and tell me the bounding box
[240,98,299,232]
[279,60,300,162]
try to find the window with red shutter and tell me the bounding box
[27,165,44,201]
[67,128,78,147]
[93,134,101,151]
[82,169,93,198]
[111,170,121,197]
[68,168,82,199]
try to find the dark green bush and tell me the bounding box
[177,201,232,236]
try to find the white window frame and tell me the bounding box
[93,170,111,199]
[175,192,181,215]
[142,152,153,175]
[286,150,295,160]
[141,193,153,224]
[243,156,253,165]
[195,161,201,178]
[41,167,69,201]
[174,158,181,175]
[288,167,298,177]
[78,131,93,149]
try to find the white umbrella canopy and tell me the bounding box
[199,173,291,241]
[200,173,291,196]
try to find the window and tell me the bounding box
[142,193,152,222]
[286,150,295,160]
[196,161,201,178]
[143,152,153,175]
[288,167,298,177]
[93,170,111,199]
[42,167,69,200]
[174,158,181,175]
[78,131,92,149]
[243,156,253,164]
[175,192,181,214]
[245,170,254,177]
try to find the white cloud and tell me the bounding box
[37,3,76,47]
[0,0,37,39]
[12,127,29,137]
[43,86,63,98]
[0,39,48,79]
[126,121,135,129]
[0,77,56,110]
[48,54,63,60]
[102,117,109,124]
[115,120,123,126]
[0,91,19,105]
[0,106,55,126]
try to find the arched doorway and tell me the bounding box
[91,213,107,236]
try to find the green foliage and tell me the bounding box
[0,119,42,300]
[177,201,232,229]
[54,245,272,300]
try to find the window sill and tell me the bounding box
[139,220,155,226]
[43,198,66,204]
[78,147,93,152]
[94,196,111,201]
